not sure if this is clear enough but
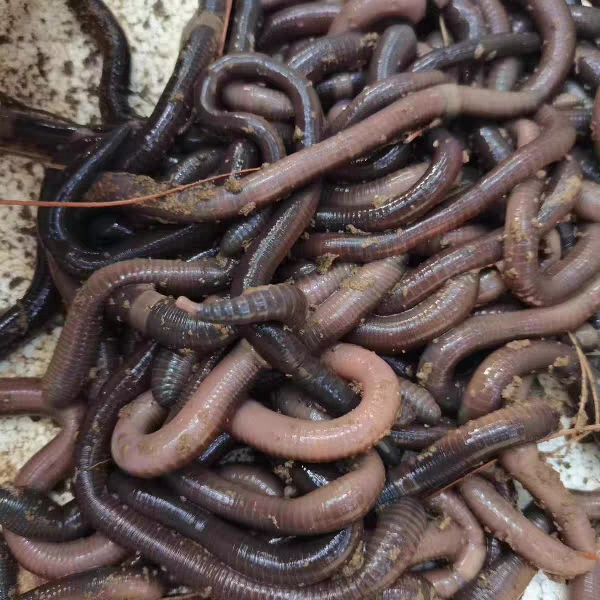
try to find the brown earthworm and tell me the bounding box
[568,560,600,600]
[417,272,600,410]
[459,475,595,578]
[20,567,164,600]
[297,105,572,262]
[576,180,600,222]
[423,490,486,597]
[395,378,442,425]
[315,71,367,106]
[475,268,506,306]
[573,490,600,520]
[258,2,342,50]
[221,83,294,122]
[459,340,579,423]
[111,341,265,477]
[299,257,407,352]
[217,464,285,497]
[390,422,455,450]
[347,273,479,354]
[377,232,501,314]
[293,262,356,306]
[328,0,427,34]
[500,443,596,556]
[314,130,464,232]
[228,343,401,460]
[382,400,558,501]
[576,45,600,91]
[168,448,385,534]
[43,258,237,408]
[413,225,489,258]
[570,6,600,41]
[367,24,417,83]
[409,518,466,567]
[176,283,309,328]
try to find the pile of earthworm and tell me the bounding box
[2,0,600,598]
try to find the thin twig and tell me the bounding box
[0,167,261,208]
[570,331,600,425]
[569,332,591,432]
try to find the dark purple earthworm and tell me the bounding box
[469,124,513,170]
[117,1,227,173]
[381,400,558,502]
[67,0,137,123]
[328,0,426,34]
[423,490,486,597]
[297,105,572,262]
[111,341,264,477]
[395,378,441,425]
[410,33,540,74]
[299,257,406,352]
[314,130,464,232]
[176,283,309,328]
[287,32,379,83]
[570,6,600,41]
[379,355,416,380]
[577,181,600,223]
[389,422,455,450]
[109,471,363,586]
[217,464,284,496]
[348,273,479,354]
[150,348,197,409]
[227,0,262,53]
[576,45,600,91]
[459,340,579,423]
[20,567,164,600]
[165,147,225,185]
[459,475,595,578]
[293,262,356,306]
[500,444,596,558]
[228,343,401,461]
[417,272,600,410]
[315,72,367,106]
[0,536,16,600]
[258,2,341,50]
[42,257,238,408]
[367,25,417,84]
[445,0,486,41]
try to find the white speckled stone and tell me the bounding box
[0,2,598,599]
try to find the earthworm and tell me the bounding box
[221,83,294,121]
[476,0,522,91]
[377,232,499,314]
[179,84,544,224]
[413,225,489,258]
[379,356,416,380]
[314,130,464,232]
[409,518,465,567]
[109,471,362,586]
[117,1,226,173]
[66,0,137,123]
[500,444,596,556]
[87,334,121,402]
[326,71,450,136]
[270,383,329,422]
[228,343,401,460]
[455,505,553,600]
[469,124,512,170]
[570,6,600,41]
[43,258,237,408]
[19,567,164,600]
[258,2,341,50]
[382,400,558,501]
[573,490,600,520]
[315,72,367,106]
[410,33,540,74]
[4,344,154,579]
[595,91,600,162]
[299,257,406,352]
[227,0,261,53]
[417,272,600,410]
[177,283,308,328]
[243,323,361,416]
[165,147,225,185]
[0,536,16,600]
[572,147,600,184]
[111,341,264,477]
[475,268,506,306]
[459,340,579,423]
[150,348,197,409]
[289,462,340,494]
[423,490,486,597]
[459,475,595,578]
[293,262,356,306]
[367,25,417,83]
[444,0,486,41]
[390,422,455,450]
[328,0,427,34]
[347,273,479,354]
[0,487,87,542]
[287,32,379,83]
[396,378,441,425]
[576,45,600,91]
[297,104,571,262]
[322,162,430,209]
[169,448,384,535]
[382,576,439,600]
[569,561,600,600]
[217,464,284,496]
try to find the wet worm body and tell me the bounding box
[3,1,600,597]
